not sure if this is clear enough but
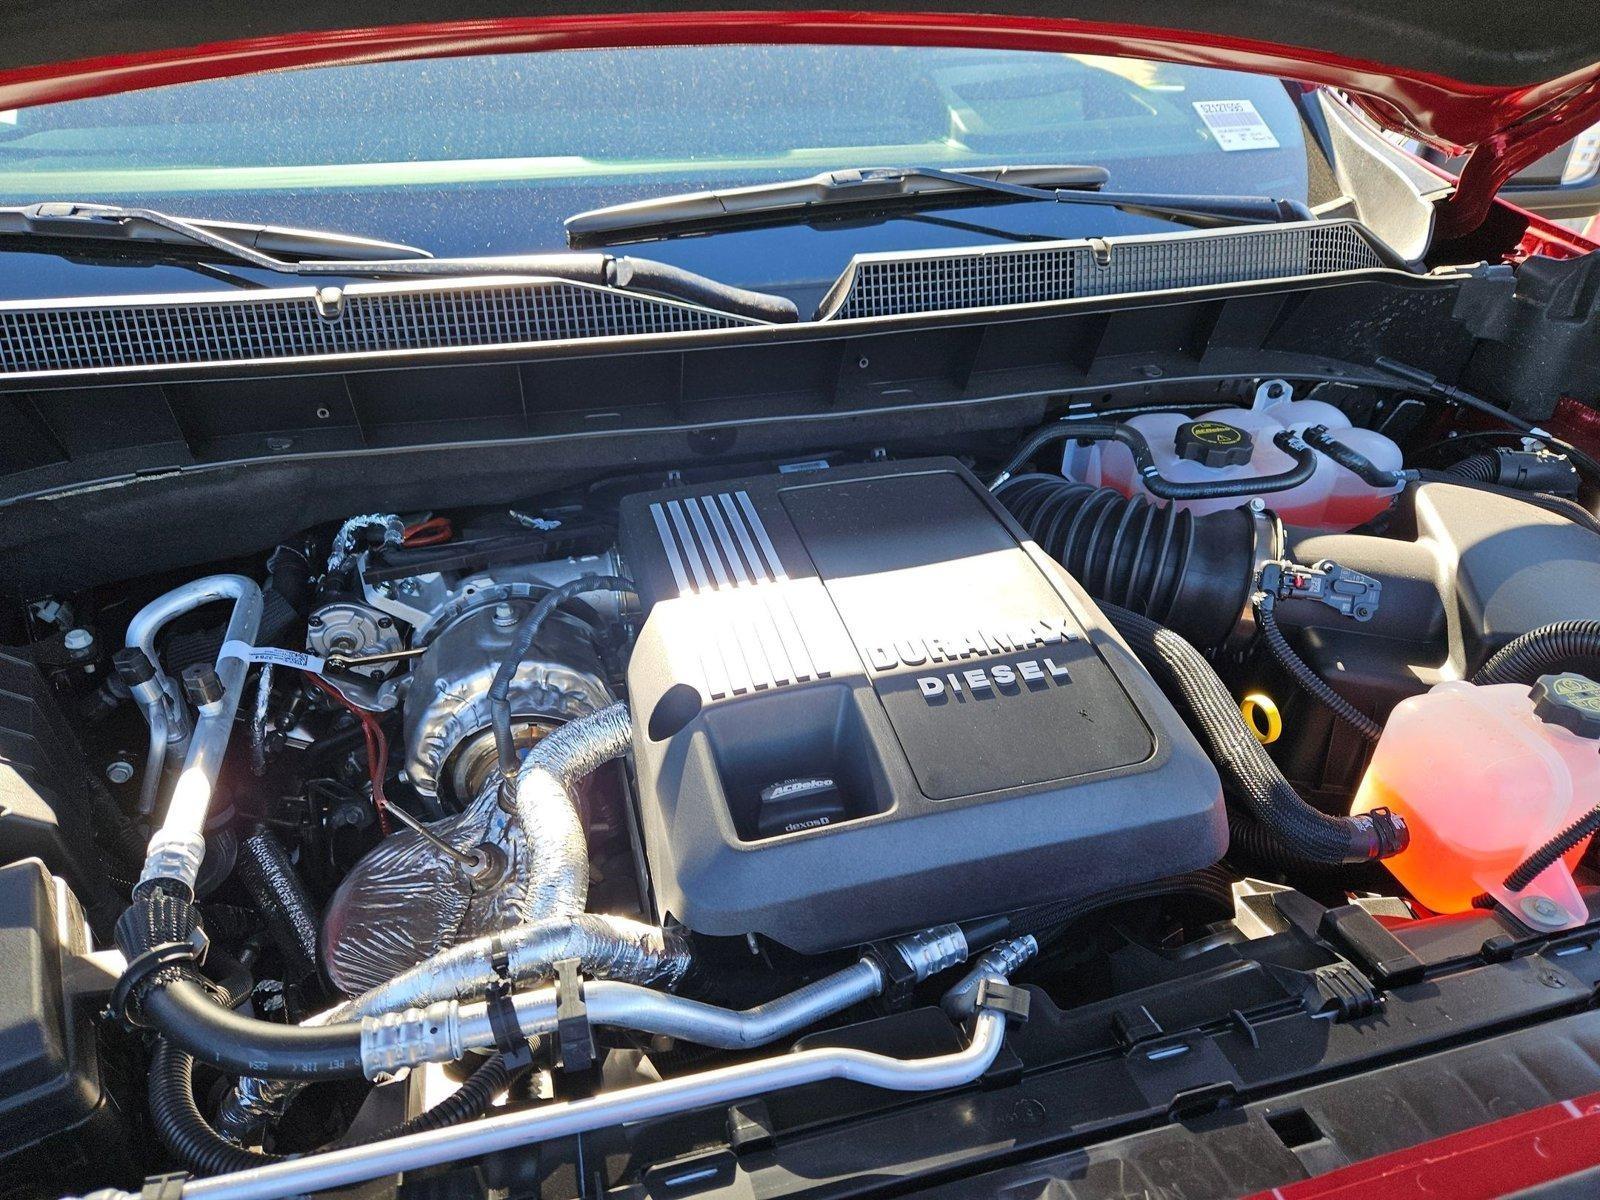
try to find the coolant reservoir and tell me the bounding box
[1067,383,1403,532]
[1351,674,1600,930]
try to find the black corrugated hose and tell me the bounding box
[151,1039,289,1175]
[1102,603,1406,864]
[1256,604,1382,742]
[1446,452,1501,482]
[1473,621,1600,686]
[151,1039,524,1175]
[1504,806,1600,893]
[995,473,1260,649]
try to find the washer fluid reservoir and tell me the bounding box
[1351,674,1600,930]
[1065,384,1402,532]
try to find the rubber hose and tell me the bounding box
[996,474,1260,648]
[990,420,1317,500]
[488,575,635,775]
[1301,425,1413,489]
[1446,452,1501,483]
[1102,603,1405,863]
[1225,813,1368,875]
[233,826,320,982]
[347,1050,523,1146]
[116,887,367,1080]
[150,1041,287,1175]
[1504,804,1600,892]
[1257,605,1382,742]
[1473,621,1600,687]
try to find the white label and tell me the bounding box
[1192,100,1280,152]
[219,641,325,673]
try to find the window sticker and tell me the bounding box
[1192,100,1281,152]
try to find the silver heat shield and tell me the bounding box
[321,787,522,995]
[321,700,630,995]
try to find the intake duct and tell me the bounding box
[994,475,1271,647]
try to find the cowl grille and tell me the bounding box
[819,221,1391,320]
[0,277,754,377]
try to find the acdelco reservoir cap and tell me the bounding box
[1174,420,1253,468]
[1531,672,1600,739]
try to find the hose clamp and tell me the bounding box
[1225,500,1285,650]
[108,937,205,1029]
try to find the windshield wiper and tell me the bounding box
[0,201,436,262]
[565,165,1314,246]
[0,201,799,323]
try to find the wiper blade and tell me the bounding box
[0,201,435,262]
[0,201,798,323]
[565,165,1313,246]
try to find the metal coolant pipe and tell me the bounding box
[80,994,1013,1200]
[126,574,264,894]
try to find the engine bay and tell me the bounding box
[8,372,1600,1200]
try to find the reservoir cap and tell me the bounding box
[1531,672,1600,739]
[1175,420,1253,468]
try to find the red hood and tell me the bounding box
[1,2,1598,238]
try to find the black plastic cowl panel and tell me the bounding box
[619,458,1224,952]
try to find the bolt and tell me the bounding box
[1248,498,1267,513]
[493,602,518,628]
[1520,895,1568,927]
[377,616,393,629]
[398,579,422,597]
[63,627,94,653]
[105,759,135,785]
[308,613,324,628]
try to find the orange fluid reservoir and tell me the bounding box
[1352,674,1600,930]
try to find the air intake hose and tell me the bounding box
[996,475,1266,647]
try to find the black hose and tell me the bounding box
[116,886,367,1080]
[990,420,1318,500]
[150,1040,288,1175]
[1103,604,1406,864]
[1375,357,1600,485]
[1504,805,1600,893]
[1473,621,1600,686]
[1257,605,1382,742]
[347,1048,527,1146]
[234,826,320,983]
[1300,425,1415,489]
[996,474,1262,648]
[488,575,635,775]
[1446,452,1501,483]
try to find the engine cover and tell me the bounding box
[620,459,1223,952]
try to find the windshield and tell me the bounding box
[0,45,1325,306]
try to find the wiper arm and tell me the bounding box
[565,165,1313,246]
[0,201,798,323]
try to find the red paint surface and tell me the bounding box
[0,10,1597,235]
[1243,1093,1600,1200]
